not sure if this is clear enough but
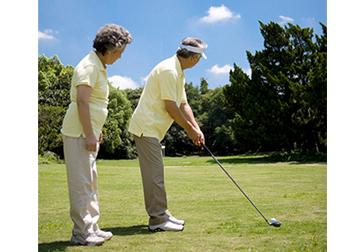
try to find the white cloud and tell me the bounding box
[301,17,315,26]
[200,5,241,23]
[38,29,57,40]
[207,64,234,74]
[279,15,294,25]
[108,75,139,90]
[244,68,252,78]
[141,75,149,85]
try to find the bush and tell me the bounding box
[38,151,63,164]
[38,105,66,156]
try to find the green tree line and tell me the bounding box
[38,21,326,159]
[223,21,327,153]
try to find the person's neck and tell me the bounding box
[95,50,107,69]
[177,55,190,71]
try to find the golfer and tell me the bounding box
[129,38,207,232]
[61,24,132,246]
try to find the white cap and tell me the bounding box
[178,40,208,59]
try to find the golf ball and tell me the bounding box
[271,218,276,223]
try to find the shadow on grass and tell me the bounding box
[206,156,273,165]
[38,225,151,251]
[105,224,152,236]
[205,153,327,165]
[38,241,72,252]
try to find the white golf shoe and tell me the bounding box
[70,232,105,246]
[169,215,185,226]
[165,210,185,225]
[95,229,113,240]
[149,220,184,232]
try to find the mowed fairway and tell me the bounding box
[38,155,327,251]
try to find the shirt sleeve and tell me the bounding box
[181,86,188,104]
[74,64,99,88]
[159,70,177,101]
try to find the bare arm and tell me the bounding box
[180,102,205,146]
[165,100,204,146]
[180,102,200,130]
[77,85,98,152]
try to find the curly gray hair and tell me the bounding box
[93,24,132,55]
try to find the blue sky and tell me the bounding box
[38,0,327,90]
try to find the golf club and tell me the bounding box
[201,142,281,227]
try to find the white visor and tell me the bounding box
[178,41,208,59]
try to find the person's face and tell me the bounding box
[106,45,127,65]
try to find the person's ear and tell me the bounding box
[191,54,200,61]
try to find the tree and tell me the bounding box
[223,22,327,153]
[38,55,74,156]
[163,81,240,156]
[38,54,74,107]
[38,105,66,155]
[99,84,137,159]
[198,87,241,154]
[200,77,209,95]
[124,87,144,111]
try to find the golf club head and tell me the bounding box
[269,221,281,227]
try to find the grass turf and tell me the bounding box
[38,155,326,251]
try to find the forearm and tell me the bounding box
[76,85,98,152]
[165,101,196,132]
[77,100,95,138]
[180,102,200,130]
[165,100,204,146]
[180,102,205,146]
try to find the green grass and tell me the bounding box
[39,155,327,251]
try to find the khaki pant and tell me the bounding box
[62,135,101,236]
[134,135,170,225]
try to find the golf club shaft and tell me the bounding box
[201,143,270,225]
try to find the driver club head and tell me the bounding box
[269,218,281,227]
[269,221,281,227]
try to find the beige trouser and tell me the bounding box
[134,135,171,226]
[62,135,101,237]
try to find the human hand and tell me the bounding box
[98,131,103,144]
[192,130,205,149]
[85,134,98,152]
[188,127,205,148]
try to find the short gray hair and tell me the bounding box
[176,37,203,58]
[93,24,132,55]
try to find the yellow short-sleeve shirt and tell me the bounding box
[129,55,187,141]
[61,50,109,140]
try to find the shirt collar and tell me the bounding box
[173,55,186,78]
[90,50,106,72]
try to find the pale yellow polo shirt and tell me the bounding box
[61,50,109,140]
[129,55,187,141]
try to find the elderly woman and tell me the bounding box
[61,24,132,246]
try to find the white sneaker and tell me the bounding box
[95,229,113,240]
[149,220,184,232]
[169,216,185,226]
[70,232,105,246]
[165,210,185,226]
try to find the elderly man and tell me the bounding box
[129,38,207,232]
